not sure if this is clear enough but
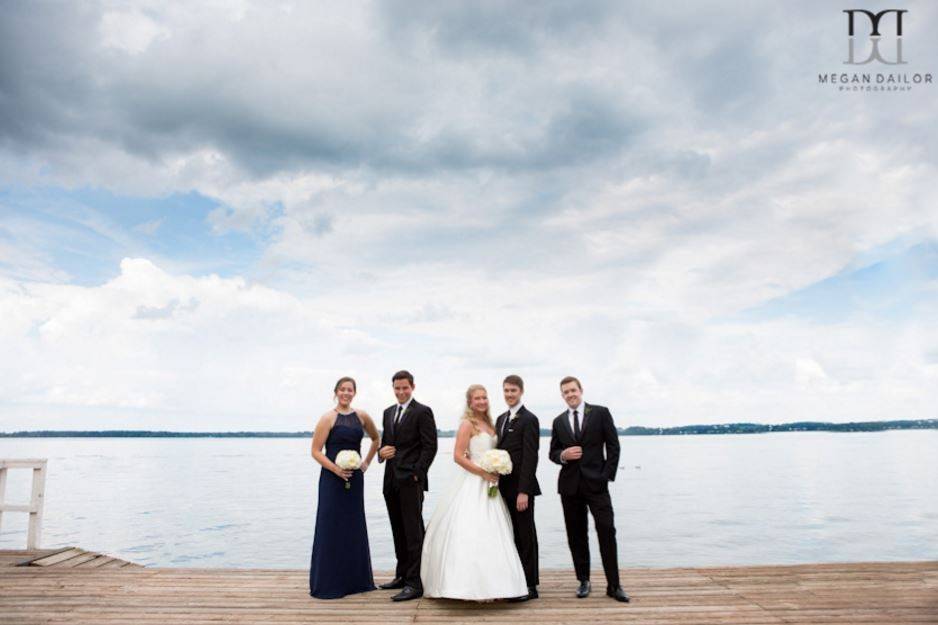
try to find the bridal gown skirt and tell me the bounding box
[420,462,529,600]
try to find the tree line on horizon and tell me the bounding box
[2,419,936,438]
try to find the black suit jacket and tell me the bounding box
[549,403,620,496]
[381,399,438,492]
[495,405,541,497]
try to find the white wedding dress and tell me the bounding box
[420,432,529,600]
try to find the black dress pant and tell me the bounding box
[560,480,619,587]
[501,491,539,588]
[384,479,425,589]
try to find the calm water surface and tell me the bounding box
[1,431,935,568]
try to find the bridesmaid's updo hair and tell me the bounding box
[334,376,357,395]
[461,383,493,432]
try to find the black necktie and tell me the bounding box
[573,409,581,440]
[394,405,403,427]
[502,413,511,438]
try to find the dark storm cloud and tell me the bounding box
[378,0,619,58]
[0,2,647,180]
[4,0,936,256]
[0,4,100,148]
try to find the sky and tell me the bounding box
[1,1,937,431]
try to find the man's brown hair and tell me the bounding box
[559,375,582,390]
[503,374,524,391]
[391,370,415,386]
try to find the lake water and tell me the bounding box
[1,431,935,569]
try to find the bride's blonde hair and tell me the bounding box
[461,383,493,431]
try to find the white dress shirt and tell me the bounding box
[379,398,414,464]
[502,403,522,437]
[395,398,413,424]
[560,401,585,464]
[567,401,586,434]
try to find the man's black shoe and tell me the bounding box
[378,577,406,590]
[606,586,630,602]
[391,586,423,602]
[507,587,538,602]
[576,580,591,598]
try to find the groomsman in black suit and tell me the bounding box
[377,370,438,601]
[495,374,541,601]
[549,376,629,602]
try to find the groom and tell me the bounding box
[378,370,438,601]
[495,374,540,601]
[549,376,629,602]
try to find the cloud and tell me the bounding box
[133,297,198,320]
[2,250,936,431]
[0,1,651,188]
[0,258,384,429]
[100,9,169,55]
[133,218,163,235]
[1,1,937,429]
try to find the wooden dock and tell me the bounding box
[1,549,936,624]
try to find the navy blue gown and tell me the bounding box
[309,411,376,599]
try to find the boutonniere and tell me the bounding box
[585,405,591,416]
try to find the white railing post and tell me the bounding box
[28,461,47,549]
[0,459,48,550]
[0,464,7,534]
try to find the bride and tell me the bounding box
[420,384,529,600]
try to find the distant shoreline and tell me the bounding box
[2,419,935,438]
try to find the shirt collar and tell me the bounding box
[508,403,523,418]
[398,398,413,413]
[569,401,585,417]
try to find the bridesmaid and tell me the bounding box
[309,376,380,599]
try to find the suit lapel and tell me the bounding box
[389,401,415,441]
[558,409,574,442]
[398,400,417,431]
[580,403,592,439]
[498,410,520,443]
[385,407,396,443]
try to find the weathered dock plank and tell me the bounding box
[1,551,935,624]
[3,547,141,569]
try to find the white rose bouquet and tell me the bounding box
[335,450,362,491]
[479,449,512,497]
